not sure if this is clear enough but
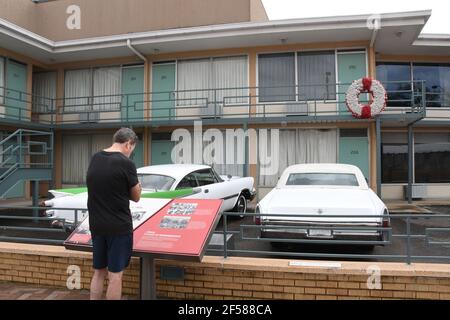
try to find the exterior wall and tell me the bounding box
[0,243,450,300]
[1,0,266,41]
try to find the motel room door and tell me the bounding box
[152,63,176,120]
[337,51,367,113]
[339,129,369,180]
[5,60,27,121]
[121,65,145,122]
[151,140,174,165]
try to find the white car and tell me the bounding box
[44,164,256,227]
[256,164,390,248]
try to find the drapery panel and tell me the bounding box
[258,129,338,186]
[298,51,336,100]
[32,72,56,113]
[93,67,121,111]
[0,57,4,105]
[64,69,92,113]
[258,53,296,102]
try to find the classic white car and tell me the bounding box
[256,164,390,248]
[44,164,255,227]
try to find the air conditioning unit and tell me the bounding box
[404,184,427,200]
[286,102,308,116]
[79,112,99,123]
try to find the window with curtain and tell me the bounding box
[177,59,211,109]
[177,56,248,115]
[258,129,338,186]
[33,72,56,114]
[376,63,412,107]
[258,53,295,102]
[381,132,408,183]
[413,63,450,108]
[0,57,4,105]
[93,67,121,111]
[62,134,113,184]
[298,51,336,100]
[415,133,450,183]
[64,69,92,113]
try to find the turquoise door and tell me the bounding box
[152,64,175,120]
[121,66,144,122]
[337,52,367,113]
[151,140,174,165]
[130,139,144,169]
[6,60,27,120]
[339,136,369,179]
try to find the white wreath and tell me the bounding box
[345,78,387,119]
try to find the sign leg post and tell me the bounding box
[140,256,156,300]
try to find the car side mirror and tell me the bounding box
[227,174,232,180]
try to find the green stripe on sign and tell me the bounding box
[54,187,88,195]
[141,188,194,199]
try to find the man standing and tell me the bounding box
[87,128,142,300]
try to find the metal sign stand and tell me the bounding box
[140,256,156,300]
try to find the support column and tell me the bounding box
[54,131,63,189]
[144,127,150,166]
[140,256,156,300]
[376,118,382,198]
[407,125,414,204]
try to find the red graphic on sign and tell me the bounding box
[133,199,222,258]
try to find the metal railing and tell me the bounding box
[208,211,450,265]
[0,129,54,187]
[0,205,449,265]
[0,81,430,126]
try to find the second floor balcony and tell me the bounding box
[0,80,442,129]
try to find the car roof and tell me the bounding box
[282,163,363,175]
[277,163,368,189]
[136,164,211,179]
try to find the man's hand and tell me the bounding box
[130,182,142,202]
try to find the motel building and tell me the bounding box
[0,0,449,205]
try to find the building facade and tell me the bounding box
[0,0,449,202]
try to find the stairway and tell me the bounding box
[0,129,53,199]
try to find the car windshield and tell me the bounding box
[138,174,175,191]
[286,173,359,187]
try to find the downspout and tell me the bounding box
[127,39,148,62]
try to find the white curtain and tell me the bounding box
[259,129,338,186]
[298,51,336,100]
[213,56,248,106]
[177,59,211,113]
[93,67,121,111]
[62,135,90,184]
[33,72,56,113]
[64,69,92,112]
[0,57,4,105]
[91,134,112,153]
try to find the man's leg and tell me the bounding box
[90,268,107,300]
[106,271,123,300]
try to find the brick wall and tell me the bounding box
[1,243,450,300]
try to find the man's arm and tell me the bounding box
[130,182,142,202]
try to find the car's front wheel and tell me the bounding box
[233,193,247,218]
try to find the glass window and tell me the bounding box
[176,173,198,189]
[138,174,175,191]
[414,133,450,183]
[376,63,412,107]
[298,51,336,100]
[286,173,359,186]
[258,53,295,102]
[193,169,216,186]
[381,132,408,183]
[413,63,450,108]
[33,72,56,114]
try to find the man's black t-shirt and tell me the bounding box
[86,151,139,236]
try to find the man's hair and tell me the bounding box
[113,128,138,145]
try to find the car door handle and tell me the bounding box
[204,189,209,194]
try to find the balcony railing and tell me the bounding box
[0,81,430,127]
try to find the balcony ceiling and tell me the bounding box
[0,10,449,64]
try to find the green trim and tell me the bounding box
[141,188,194,199]
[54,187,87,195]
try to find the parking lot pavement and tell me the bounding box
[0,282,136,300]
